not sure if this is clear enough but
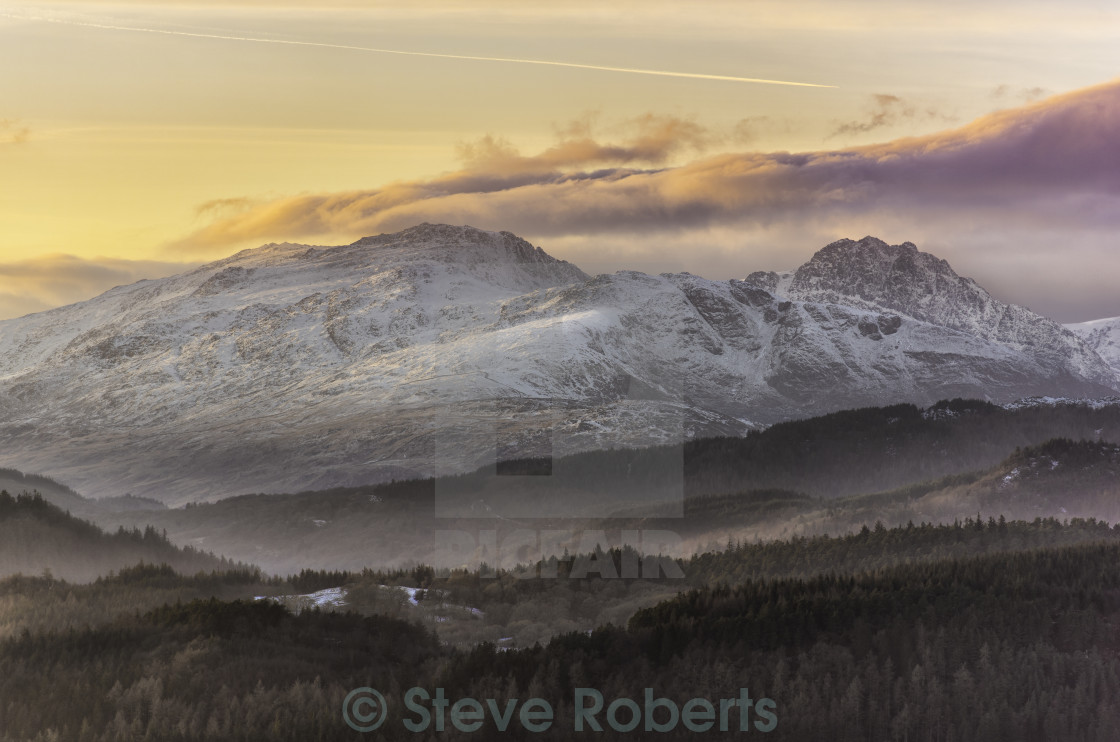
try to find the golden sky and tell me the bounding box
[1,1,1119,321]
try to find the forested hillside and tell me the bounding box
[0,491,241,582]
[90,422,1120,573]
[681,398,1120,498]
[5,520,1120,740]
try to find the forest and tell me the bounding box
[3,399,1120,740]
[0,491,241,582]
[5,513,1120,739]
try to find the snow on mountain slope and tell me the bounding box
[1066,316,1120,377]
[0,224,1115,505]
[781,237,1116,387]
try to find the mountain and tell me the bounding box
[1067,316,1120,376]
[0,225,1116,505]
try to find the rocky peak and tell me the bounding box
[789,236,955,306]
[784,236,1116,386]
[350,223,574,267]
[786,236,989,328]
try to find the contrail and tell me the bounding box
[1,12,836,89]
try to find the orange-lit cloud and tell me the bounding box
[173,80,1120,253]
[0,254,198,322]
[170,114,727,249]
[457,114,713,174]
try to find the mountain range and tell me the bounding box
[0,223,1116,505]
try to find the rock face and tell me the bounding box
[0,225,1115,505]
[1066,316,1120,378]
[787,238,1111,383]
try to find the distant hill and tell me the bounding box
[682,396,1120,499]
[689,437,1120,546]
[0,467,166,516]
[0,468,87,512]
[924,438,1120,522]
[0,491,241,582]
[87,399,1120,573]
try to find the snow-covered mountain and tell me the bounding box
[0,224,1115,505]
[1066,316,1120,377]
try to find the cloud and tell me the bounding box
[456,114,713,175]
[171,114,722,250]
[449,114,714,181]
[164,80,1120,321]
[0,119,30,144]
[195,196,259,217]
[174,80,1120,251]
[829,94,955,138]
[991,84,1049,103]
[0,255,199,321]
[729,116,774,145]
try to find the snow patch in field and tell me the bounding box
[306,587,346,607]
[256,586,347,612]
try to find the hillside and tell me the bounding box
[692,437,1120,546]
[0,491,241,582]
[88,399,1120,573]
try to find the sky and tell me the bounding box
[1,1,1118,322]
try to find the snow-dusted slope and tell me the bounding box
[780,237,1115,387]
[0,225,1115,504]
[1066,317,1120,377]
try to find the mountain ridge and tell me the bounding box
[782,236,1112,384]
[0,224,1116,504]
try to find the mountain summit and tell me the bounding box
[784,237,1112,384]
[0,225,1115,504]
